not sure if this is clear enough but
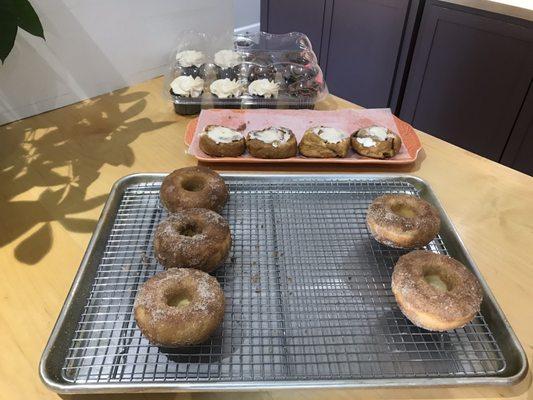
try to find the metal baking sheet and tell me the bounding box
[40,174,527,393]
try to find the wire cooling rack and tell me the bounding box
[61,177,506,385]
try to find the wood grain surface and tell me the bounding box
[0,77,531,400]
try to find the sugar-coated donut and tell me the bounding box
[154,208,231,273]
[391,250,483,331]
[134,268,225,346]
[160,166,228,213]
[366,194,440,248]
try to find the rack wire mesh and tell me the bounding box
[62,177,505,384]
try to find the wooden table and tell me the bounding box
[1,77,531,400]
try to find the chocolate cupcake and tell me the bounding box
[282,50,315,65]
[248,79,279,98]
[175,50,205,77]
[233,62,255,84]
[287,80,321,109]
[249,64,276,82]
[244,51,275,65]
[278,64,319,85]
[214,50,242,80]
[170,75,205,115]
[198,63,221,80]
[209,78,244,109]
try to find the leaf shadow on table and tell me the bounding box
[0,88,173,265]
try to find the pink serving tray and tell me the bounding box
[184,109,422,165]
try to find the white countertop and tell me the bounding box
[442,0,533,21]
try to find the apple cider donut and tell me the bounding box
[391,250,483,331]
[154,208,231,273]
[366,194,440,248]
[134,268,225,346]
[160,166,228,213]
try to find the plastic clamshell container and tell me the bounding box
[164,31,329,115]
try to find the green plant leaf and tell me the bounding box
[12,0,44,39]
[0,3,18,63]
[0,0,44,64]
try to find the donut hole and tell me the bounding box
[179,222,201,237]
[166,290,192,308]
[182,176,206,192]
[391,202,417,218]
[423,272,450,292]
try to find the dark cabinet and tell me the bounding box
[324,0,417,109]
[501,84,533,176]
[260,0,420,109]
[260,0,328,63]
[261,0,533,175]
[400,1,533,162]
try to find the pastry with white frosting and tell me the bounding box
[246,127,297,159]
[199,125,245,157]
[351,125,402,159]
[299,126,350,158]
[247,79,279,98]
[210,78,243,98]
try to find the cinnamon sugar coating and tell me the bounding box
[391,250,483,331]
[134,268,224,346]
[154,208,231,273]
[366,194,440,248]
[160,166,228,213]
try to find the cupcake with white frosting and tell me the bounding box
[170,76,204,98]
[209,78,244,109]
[175,50,205,77]
[199,125,245,157]
[245,78,280,109]
[214,49,243,79]
[169,75,205,115]
[248,79,279,98]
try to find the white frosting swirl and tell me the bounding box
[248,79,279,98]
[175,50,205,67]
[214,49,242,68]
[312,126,348,143]
[170,76,204,97]
[356,137,377,148]
[209,78,243,98]
[202,126,243,144]
[249,127,291,148]
[367,126,389,141]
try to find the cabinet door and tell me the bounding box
[324,0,414,108]
[400,1,533,161]
[260,0,327,62]
[501,84,533,176]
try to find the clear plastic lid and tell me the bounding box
[164,31,328,115]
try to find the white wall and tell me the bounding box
[0,0,234,125]
[233,0,260,34]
